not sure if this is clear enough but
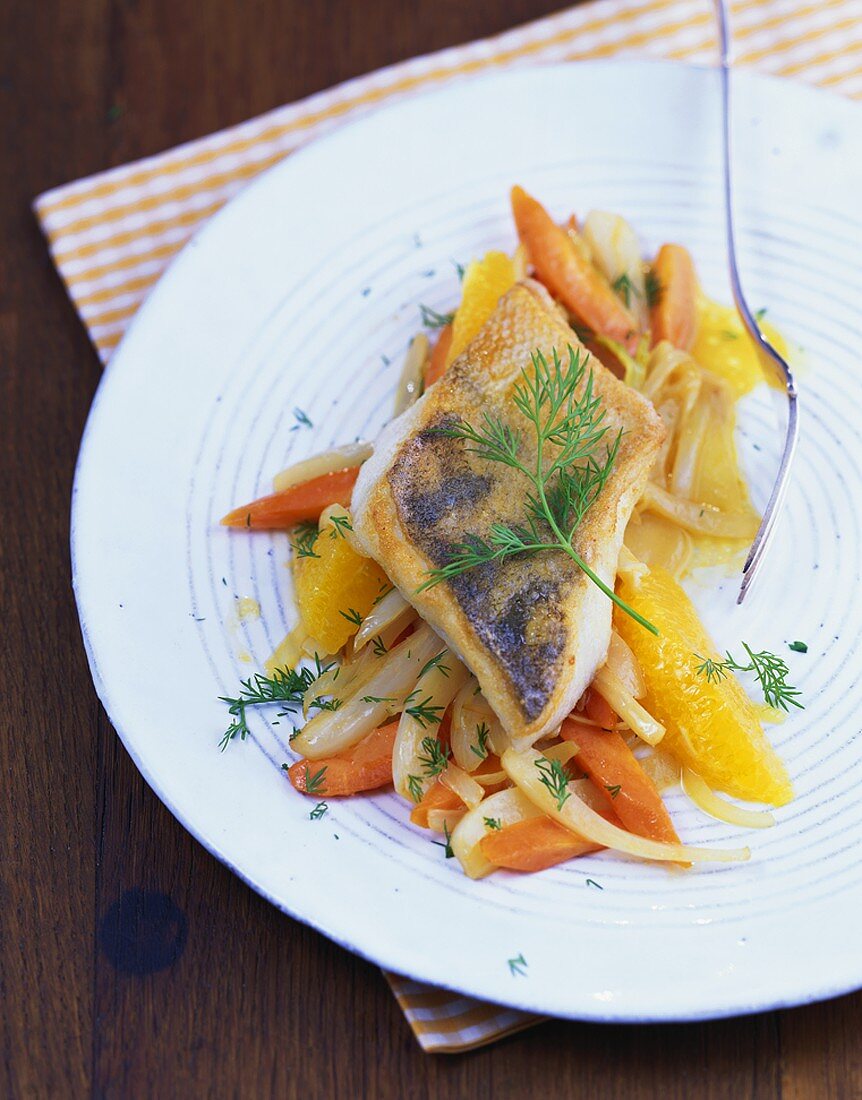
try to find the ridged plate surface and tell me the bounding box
[72,62,862,1020]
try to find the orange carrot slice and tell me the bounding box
[561,717,680,844]
[221,467,360,529]
[424,324,453,388]
[410,780,464,828]
[510,185,638,351]
[650,243,698,351]
[479,816,601,872]
[582,687,617,731]
[287,721,398,797]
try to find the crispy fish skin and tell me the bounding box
[352,280,664,743]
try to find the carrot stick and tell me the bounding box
[424,324,453,388]
[221,466,360,529]
[287,720,398,797]
[650,243,698,351]
[510,185,638,351]
[479,816,601,873]
[561,717,680,844]
[410,780,464,828]
[582,687,617,730]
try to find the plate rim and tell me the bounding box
[71,58,862,1023]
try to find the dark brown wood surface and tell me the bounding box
[2,2,861,1096]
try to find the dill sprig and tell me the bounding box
[612,272,639,308]
[307,696,343,713]
[373,582,394,605]
[405,695,445,729]
[644,269,662,309]
[328,514,353,539]
[291,521,320,559]
[694,644,803,712]
[418,650,450,680]
[694,656,728,684]
[508,953,528,977]
[219,667,315,750]
[418,345,657,635]
[304,764,327,795]
[605,783,622,799]
[484,817,502,830]
[417,735,450,776]
[309,801,328,820]
[407,735,451,801]
[420,303,455,329]
[433,821,455,858]
[338,607,363,627]
[535,756,571,811]
[219,657,334,749]
[471,721,491,760]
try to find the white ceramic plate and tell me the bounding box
[73,62,862,1022]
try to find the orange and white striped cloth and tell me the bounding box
[37,0,862,1052]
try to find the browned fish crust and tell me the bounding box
[353,280,665,741]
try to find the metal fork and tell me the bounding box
[714,0,799,604]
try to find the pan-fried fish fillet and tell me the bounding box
[352,280,664,744]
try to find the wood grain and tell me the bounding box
[1,1,860,1096]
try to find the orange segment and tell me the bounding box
[447,251,517,365]
[692,295,790,399]
[294,525,389,654]
[614,565,792,806]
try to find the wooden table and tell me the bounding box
[3,1,861,1095]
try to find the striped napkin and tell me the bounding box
[39,0,862,1053]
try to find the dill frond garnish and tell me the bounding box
[371,636,389,658]
[373,582,394,605]
[406,698,445,730]
[219,657,335,749]
[694,655,728,685]
[338,607,363,627]
[420,303,455,329]
[417,650,450,680]
[328,513,353,539]
[304,764,327,795]
[406,774,424,803]
[694,644,803,712]
[612,272,639,307]
[470,721,491,760]
[433,821,455,858]
[535,756,571,811]
[219,667,315,750]
[417,736,449,776]
[417,345,657,634]
[484,817,502,830]
[307,696,343,713]
[508,953,528,977]
[644,269,662,309]
[291,521,320,559]
[309,801,328,820]
[605,783,622,799]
